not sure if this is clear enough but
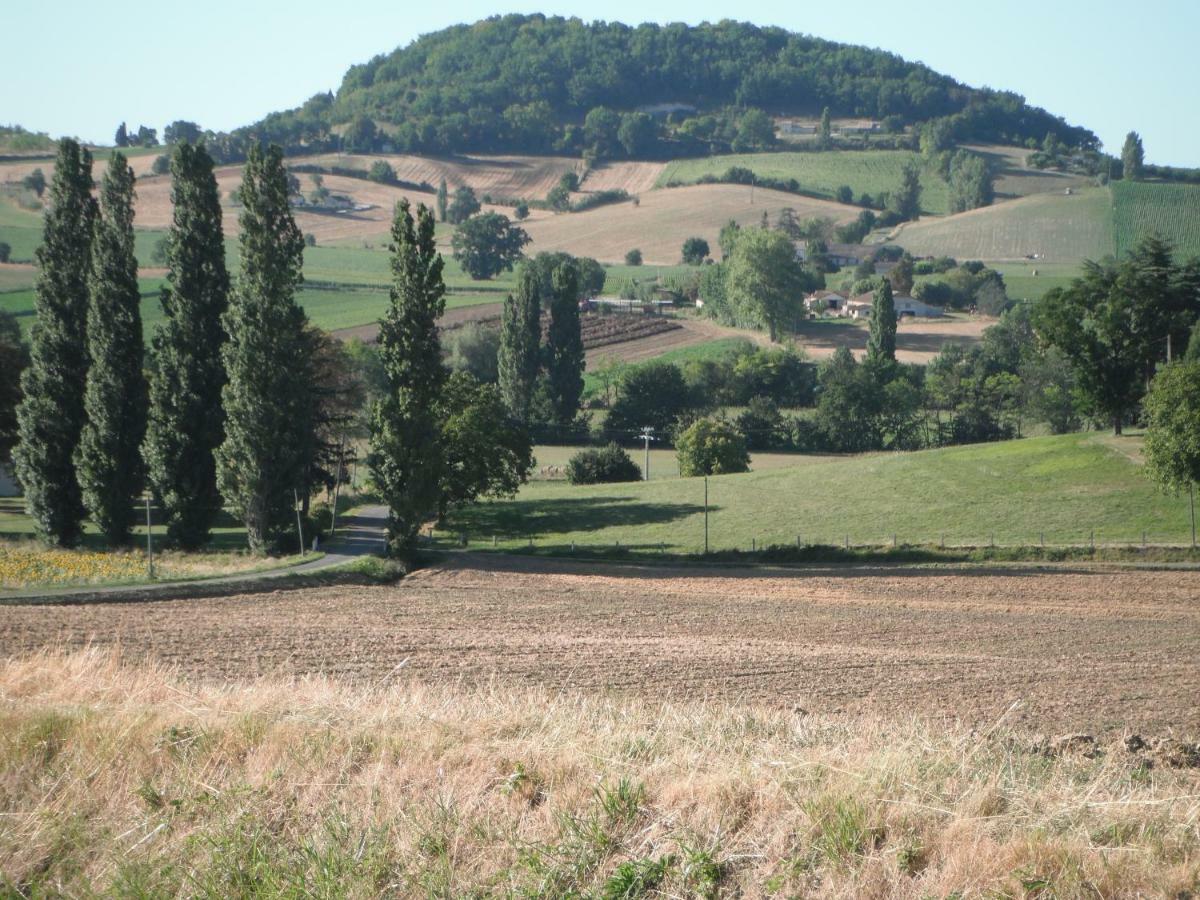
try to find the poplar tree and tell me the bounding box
[13,139,95,545]
[144,143,230,548]
[436,178,448,223]
[498,263,542,421]
[1121,131,1145,181]
[545,261,584,423]
[368,199,446,553]
[215,144,310,553]
[76,153,146,544]
[867,278,897,363]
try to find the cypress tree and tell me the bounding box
[867,278,897,363]
[498,263,542,421]
[143,143,230,549]
[436,178,448,223]
[76,153,147,545]
[545,261,584,423]
[215,144,310,553]
[368,198,447,554]
[13,139,96,546]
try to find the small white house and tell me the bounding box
[846,292,945,319]
[805,290,848,315]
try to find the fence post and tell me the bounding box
[1040,532,1045,548]
[844,535,849,550]
[940,533,945,549]
[797,534,802,548]
[1143,530,1147,548]
[752,538,756,552]
[892,533,897,548]
[990,532,995,548]
[493,534,497,547]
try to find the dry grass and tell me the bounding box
[0,649,1196,896]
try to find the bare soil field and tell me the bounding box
[797,315,990,363]
[2,555,1196,736]
[521,183,861,264]
[588,315,770,364]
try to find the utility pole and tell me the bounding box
[294,488,306,556]
[640,426,656,481]
[145,496,154,580]
[704,476,709,554]
[329,430,346,538]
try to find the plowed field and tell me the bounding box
[2,555,1196,736]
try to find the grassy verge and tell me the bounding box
[1,650,1195,896]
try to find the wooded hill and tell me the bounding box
[250,15,1097,159]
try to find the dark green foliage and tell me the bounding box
[736,395,790,450]
[836,184,854,204]
[546,183,570,211]
[576,257,606,297]
[888,159,922,221]
[676,418,750,476]
[0,242,9,263]
[1143,360,1200,491]
[514,201,529,220]
[437,372,532,518]
[624,249,642,266]
[498,264,542,421]
[76,153,147,545]
[947,150,994,213]
[114,122,128,147]
[605,362,691,436]
[721,228,819,340]
[436,179,448,222]
[617,111,657,157]
[447,186,480,225]
[367,160,395,184]
[368,199,447,554]
[444,322,500,382]
[13,139,96,546]
[342,116,377,153]
[566,443,641,484]
[681,237,710,265]
[163,120,203,145]
[1121,131,1144,182]
[22,168,46,198]
[734,108,774,151]
[887,253,914,295]
[814,348,923,452]
[0,311,29,463]
[215,144,311,553]
[144,143,231,549]
[544,261,585,423]
[867,279,897,362]
[450,212,530,280]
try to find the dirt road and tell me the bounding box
[2,554,1195,736]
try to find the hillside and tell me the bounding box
[444,433,1190,551]
[1113,180,1200,258]
[252,15,1096,159]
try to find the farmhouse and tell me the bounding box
[796,242,871,268]
[845,292,945,319]
[805,290,849,315]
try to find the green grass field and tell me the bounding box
[890,187,1114,264]
[583,337,752,397]
[441,433,1191,552]
[1112,180,1200,259]
[657,150,951,216]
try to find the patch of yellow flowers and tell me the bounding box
[0,544,149,589]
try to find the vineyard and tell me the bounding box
[444,309,682,351]
[1112,180,1200,258]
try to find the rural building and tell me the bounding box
[845,292,945,319]
[795,242,870,268]
[805,290,849,315]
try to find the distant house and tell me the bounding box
[805,290,848,315]
[796,242,870,269]
[845,292,945,319]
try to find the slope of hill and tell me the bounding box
[1112,180,1200,258]
[519,182,860,264]
[444,433,1189,551]
[889,187,1114,263]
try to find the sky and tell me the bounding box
[4,0,1198,166]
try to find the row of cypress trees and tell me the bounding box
[14,138,316,553]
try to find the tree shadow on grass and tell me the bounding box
[446,495,709,539]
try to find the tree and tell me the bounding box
[836,184,853,204]
[676,418,750,476]
[114,122,128,148]
[13,139,96,545]
[947,151,994,212]
[724,227,812,341]
[889,159,922,221]
[624,248,643,266]
[144,143,231,549]
[736,395,789,450]
[75,153,147,545]
[151,155,170,176]
[887,253,914,296]
[134,125,158,147]
[498,263,542,421]
[0,242,10,264]
[447,185,481,224]
[514,201,529,220]
[577,257,606,297]
[0,311,29,464]
[22,168,46,198]
[583,106,621,158]
[369,198,446,553]
[163,120,203,145]
[1143,360,1200,541]
[437,372,532,519]
[681,237,710,265]
[546,183,571,211]
[436,178,448,223]
[451,212,530,280]
[734,108,774,151]
[368,160,396,183]
[818,106,832,147]
[867,279,897,363]
[543,260,584,423]
[445,321,501,382]
[718,219,742,259]
[215,144,311,553]
[1121,131,1145,182]
[567,443,640,484]
[618,112,656,157]
[342,116,378,153]
[605,362,690,435]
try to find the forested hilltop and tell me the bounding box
[248,15,1096,159]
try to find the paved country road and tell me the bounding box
[0,506,389,604]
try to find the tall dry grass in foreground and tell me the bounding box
[0,650,1197,897]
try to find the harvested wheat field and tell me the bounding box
[2,555,1197,737]
[796,315,991,364]
[581,159,667,194]
[521,183,861,264]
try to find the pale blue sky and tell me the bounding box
[5,0,1198,166]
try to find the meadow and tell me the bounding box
[657,150,952,216]
[442,433,1194,552]
[1112,180,1200,258]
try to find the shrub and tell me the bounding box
[625,248,643,266]
[676,418,750,476]
[444,322,500,382]
[0,241,10,263]
[605,362,691,435]
[151,155,171,176]
[566,443,641,484]
[304,233,317,248]
[367,160,396,184]
[514,201,529,220]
